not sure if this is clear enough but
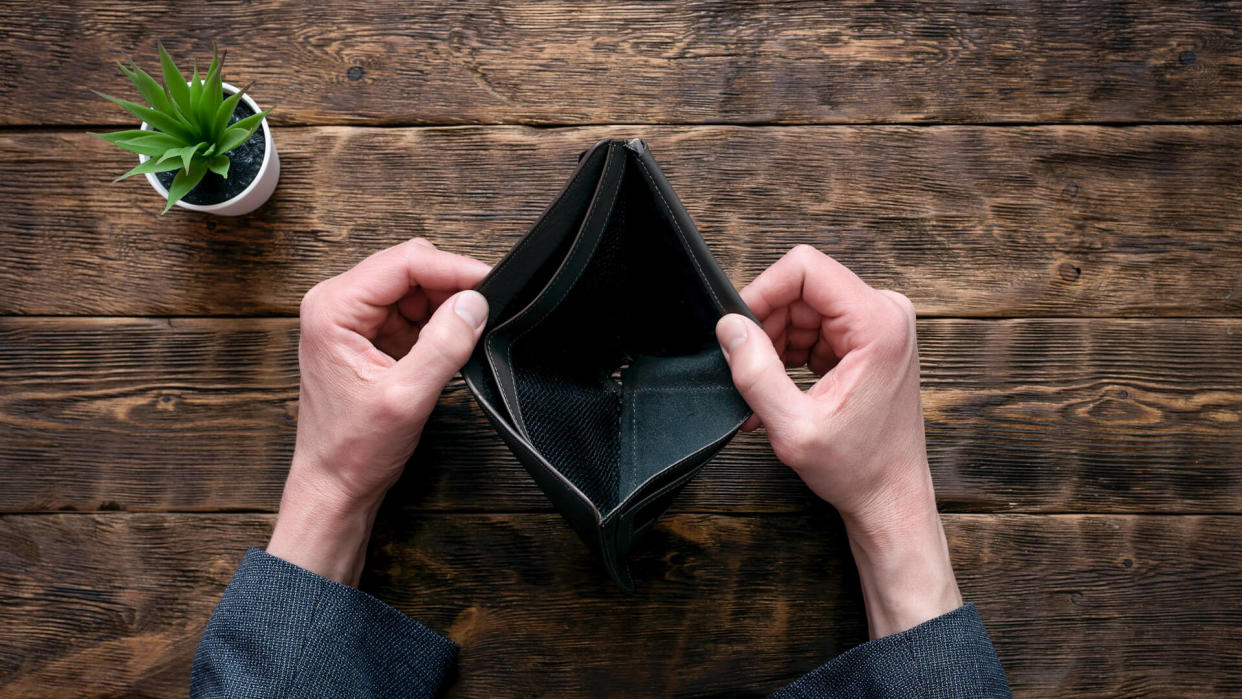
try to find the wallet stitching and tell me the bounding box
[629,381,637,496]
[627,385,733,392]
[605,415,744,522]
[632,155,723,311]
[625,384,734,515]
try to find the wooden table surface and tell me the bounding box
[2,2,1240,697]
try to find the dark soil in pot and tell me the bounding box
[154,96,266,206]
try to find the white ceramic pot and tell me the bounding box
[138,81,279,215]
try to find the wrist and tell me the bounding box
[841,475,963,639]
[266,469,384,586]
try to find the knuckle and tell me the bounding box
[298,283,332,335]
[420,319,472,368]
[871,291,918,356]
[299,283,322,314]
[881,290,917,320]
[733,352,777,398]
[731,359,763,395]
[789,243,822,263]
[374,384,414,422]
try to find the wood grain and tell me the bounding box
[2,2,1237,696]
[1,512,1238,697]
[2,125,1241,317]
[2,317,1238,515]
[2,2,1241,126]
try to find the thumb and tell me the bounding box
[391,289,488,417]
[716,314,807,432]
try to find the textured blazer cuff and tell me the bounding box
[770,603,1010,698]
[191,547,458,698]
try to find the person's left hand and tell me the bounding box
[267,237,491,585]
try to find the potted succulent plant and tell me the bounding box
[93,44,278,215]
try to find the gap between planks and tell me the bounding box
[4,510,1242,518]
[7,119,1242,131]
[2,315,1241,321]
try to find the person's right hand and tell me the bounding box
[715,244,962,638]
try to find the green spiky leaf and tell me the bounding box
[93,130,185,157]
[117,60,174,115]
[164,158,208,214]
[186,60,202,128]
[230,107,271,133]
[92,129,157,146]
[228,107,271,139]
[154,143,204,173]
[211,86,247,138]
[214,121,261,155]
[198,47,223,131]
[155,145,186,164]
[181,144,206,172]
[94,90,194,142]
[129,133,187,153]
[112,156,184,182]
[158,43,191,118]
[206,154,230,179]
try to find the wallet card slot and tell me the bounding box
[476,141,611,326]
[614,348,747,516]
[485,141,628,441]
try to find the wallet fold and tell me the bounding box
[461,138,755,591]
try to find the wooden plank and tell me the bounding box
[2,317,1238,514]
[2,2,1241,126]
[2,125,1241,317]
[0,514,269,698]
[0,512,1238,697]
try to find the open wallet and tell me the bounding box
[460,138,755,591]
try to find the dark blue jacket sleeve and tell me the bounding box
[191,548,457,698]
[193,549,1005,697]
[771,603,1011,698]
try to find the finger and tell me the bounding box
[397,287,431,325]
[741,414,763,432]
[744,245,892,359]
[786,326,819,350]
[742,244,874,325]
[788,299,821,329]
[807,343,839,376]
[760,306,786,342]
[324,240,491,335]
[374,318,422,360]
[333,238,490,310]
[424,287,457,309]
[390,289,488,418]
[716,313,808,432]
[771,329,788,360]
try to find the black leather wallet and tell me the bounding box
[461,138,754,591]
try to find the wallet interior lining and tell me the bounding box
[495,147,736,513]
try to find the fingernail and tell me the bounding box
[717,314,748,355]
[454,290,487,330]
